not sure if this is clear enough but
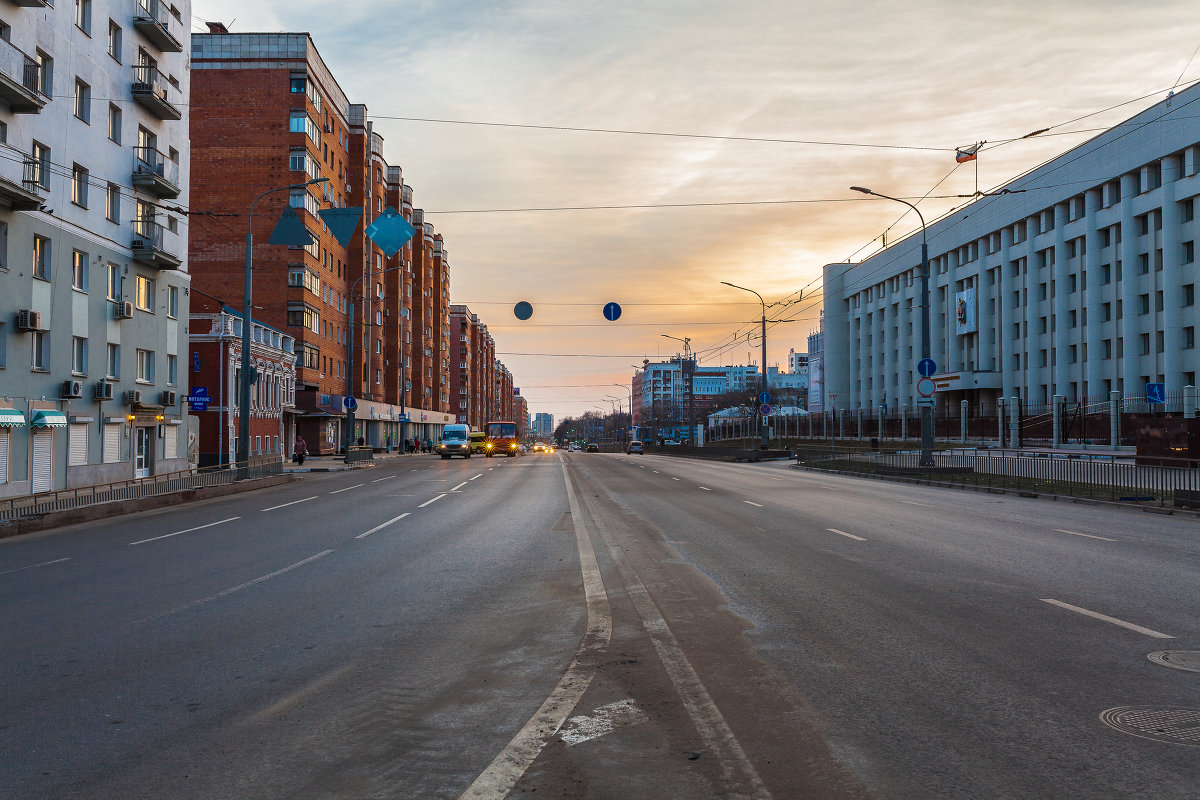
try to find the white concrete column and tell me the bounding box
[960,399,969,442]
[1052,204,1071,398]
[1161,156,1184,388]
[1185,385,1197,419]
[1119,172,1140,397]
[997,398,1006,448]
[1109,389,1122,449]
[947,249,962,372]
[978,269,996,377]
[1052,393,1064,446]
[1009,396,1021,449]
[899,292,913,407]
[857,311,870,410]
[1083,188,1104,402]
[883,300,895,414]
[874,304,886,409]
[999,227,1015,399]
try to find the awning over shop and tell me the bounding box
[0,408,26,427]
[30,409,68,427]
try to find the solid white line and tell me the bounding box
[129,517,241,546]
[261,496,317,512]
[671,477,680,481]
[329,483,364,494]
[743,500,763,507]
[469,473,484,481]
[0,557,71,576]
[418,493,447,508]
[698,486,711,491]
[139,551,334,623]
[356,512,410,539]
[370,475,396,483]
[458,464,612,799]
[827,527,866,541]
[1053,528,1116,542]
[1040,598,1175,638]
[451,481,469,491]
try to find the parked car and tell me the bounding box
[626,440,644,454]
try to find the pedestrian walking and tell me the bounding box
[294,434,307,465]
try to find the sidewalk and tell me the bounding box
[283,449,439,473]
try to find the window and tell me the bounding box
[1185,284,1195,307]
[136,348,154,382]
[107,103,121,143]
[167,353,177,386]
[107,263,122,301]
[71,164,89,207]
[289,110,319,142]
[135,274,154,311]
[72,336,87,374]
[75,0,92,34]
[31,141,49,189]
[106,183,119,223]
[35,50,51,96]
[167,285,178,318]
[74,78,90,122]
[107,20,121,60]
[33,235,50,279]
[1140,333,1151,354]
[31,330,47,370]
[72,250,87,291]
[1184,241,1195,265]
[1186,327,1196,350]
[107,343,119,378]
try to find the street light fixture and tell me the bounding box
[238,177,328,478]
[851,185,934,466]
[612,382,632,441]
[721,282,769,450]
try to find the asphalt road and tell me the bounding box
[1,451,1197,799]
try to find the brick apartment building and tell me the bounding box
[449,304,498,428]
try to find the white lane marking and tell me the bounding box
[418,493,447,508]
[356,512,410,539]
[698,486,711,491]
[329,483,364,494]
[261,496,317,512]
[671,477,681,481]
[129,517,241,546]
[653,470,660,474]
[370,475,396,483]
[1053,528,1116,542]
[743,500,763,507]
[0,557,71,576]
[559,699,648,747]
[827,528,866,542]
[459,465,611,799]
[240,663,356,727]
[469,473,484,481]
[451,481,469,491]
[1040,599,1175,639]
[138,550,334,623]
[900,500,935,507]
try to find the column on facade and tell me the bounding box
[858,309,871,409]
[931,259,946,380]
[873,301,885,409]
[999,226,1015,399]
[1161,155,1184,387]
[1052,202,1071,397]
[1083,187,1104,401]
[898,288,913,408]
[881,299,894,412]
[946,248,962,372]
[978,255,996,378]
[1119,172,1141,396]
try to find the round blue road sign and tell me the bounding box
[917,358,937,377]
[603,302,622,321]
[343,396,358,411]
[758,391,771,405]
[514,301,533,320]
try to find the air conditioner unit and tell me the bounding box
[62,380,83,398]
[160,390,177,406]
[95,381,115,401]
[345,183,352,193]
[124,389,142,405]
[16,309,42,331]
[114,301,135,320]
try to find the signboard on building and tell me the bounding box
[955,288,977,335]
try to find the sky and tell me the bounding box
[190,1,1200,422]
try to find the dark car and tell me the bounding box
[586,443,599,452]
[625,440,644,454]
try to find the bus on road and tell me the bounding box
[484,421,519,457]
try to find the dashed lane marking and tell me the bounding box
[418,493,447,508]
[329,483,364,494]
[470,473,484,481]
[1053,528,1116,542]
[1040,598,1175,638]
[262,496,317,512]
[0,557,71,576]
[698,486,711,491]
[826,528,866,542]
[370,475,396,483]
[743,500,763,507]
[129,517,241,546]
[451,481,469,491]
[356,513,410,539]
[671,477,681,481]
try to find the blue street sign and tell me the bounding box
[917,358,937,378]
[193,352,200,373]
[343,396,358,411]
[187,386,209,412]
[759,403,772,415]
[514,301,533,320]
[758,392,771,405]
[1146,382,1166,404]
[603,302,622,321]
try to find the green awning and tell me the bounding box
[0,408,25,427]
[30,409,68,428]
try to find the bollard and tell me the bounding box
[1109,390,1122,449]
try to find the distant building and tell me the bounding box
[787,348,809,375]
[807,326,825,412]
[533,412,555,437]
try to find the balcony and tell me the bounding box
[131,218,182,269]
[132,0,182,52]
[131,64,181,121]
[0,37,46,113]
[0,155,44,211]
[8,0,50,6]
[131,146,180,198]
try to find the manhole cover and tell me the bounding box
[1148,651,1200,673]
[1099,706,1200,747]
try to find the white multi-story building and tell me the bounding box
[0,0,191,496]
[823,82,1200,415]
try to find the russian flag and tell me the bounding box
[956,144,980,163]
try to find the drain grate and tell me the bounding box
[1099,706,1200,747]
[1147,650,1200,673]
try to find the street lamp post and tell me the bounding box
[612,382,633,441]
[238,177,328,478]
[721,282,769,449]
[851,186,934,466]
[345,263,410,459]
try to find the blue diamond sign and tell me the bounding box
[365,207,417,258]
